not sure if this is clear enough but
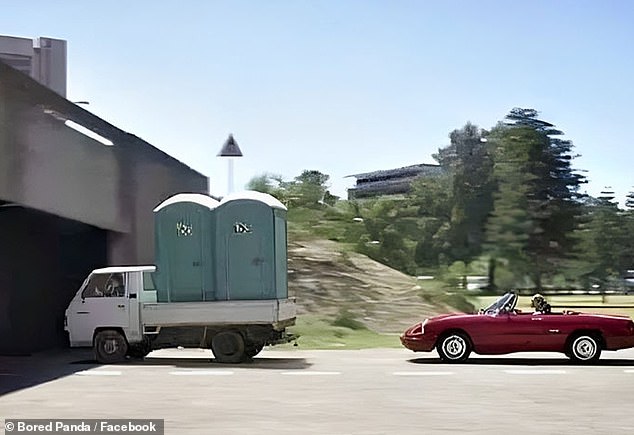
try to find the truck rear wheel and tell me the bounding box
[211,331,246,363]
[94,330,128,364]
[245,342,264,359]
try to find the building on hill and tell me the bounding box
[346,163,443,199]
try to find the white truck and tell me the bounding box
[65,191,296,363]
[65,265,296,363]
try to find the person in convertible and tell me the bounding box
[531,293,552,314]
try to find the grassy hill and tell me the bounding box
[288,238,455,333]
[281,204,471,348]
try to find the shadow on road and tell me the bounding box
[1,349,312,396]
[118,356,312,370]
[0,348,98,396]
[407,357,634,366]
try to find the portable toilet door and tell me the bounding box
[215,192,287,300]
[153,194,218,302]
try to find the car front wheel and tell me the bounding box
[437,332,472,363]
[567,334,601,363]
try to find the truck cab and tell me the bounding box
[65,266,154,357]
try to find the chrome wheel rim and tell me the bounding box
[443,335,466,359]
[103,338,119,355]
[573,336,597,360]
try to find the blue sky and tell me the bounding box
[2,1,633,203]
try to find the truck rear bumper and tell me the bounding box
[277,298,297,323]
[268,330,298,346]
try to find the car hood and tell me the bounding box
[429,312,474,322]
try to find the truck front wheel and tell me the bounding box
[211,331,246,364]
[94,330,128,364]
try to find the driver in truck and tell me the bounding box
[105,274,125,297]
[531,293,552,314]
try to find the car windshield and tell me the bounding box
[482,292,517,315]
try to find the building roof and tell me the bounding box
[347,163,444,199]
[348,163,442,181]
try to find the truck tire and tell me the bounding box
[245,342,264,359]
[127,343,151,359]
[211,331,246,364]
[94,330,128,364]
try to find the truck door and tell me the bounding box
[67,272,130,347]
[125,271,143,343]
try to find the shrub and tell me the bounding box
[332,309,367,330]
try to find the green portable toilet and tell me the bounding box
[153,193,219,302]
[214,191,288,300]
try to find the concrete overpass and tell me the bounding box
[0,61,208,354]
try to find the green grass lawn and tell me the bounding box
[278,315,403,350]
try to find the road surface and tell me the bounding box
[2,347,634,434]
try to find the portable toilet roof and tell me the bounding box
[153,193,220,212]
[218,191,287,210]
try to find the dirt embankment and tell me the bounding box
[287,239,446,333]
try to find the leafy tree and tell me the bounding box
[287,170,332,208]
[245,173,288,202]
[246,173,282,195]
[246,170,338,208]
[623,190,634,275]
[409,174,453,268]
[566,190,628,286]
[352,198,418,274]
[434,122,494,261]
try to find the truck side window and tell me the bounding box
[143,272,156,291]
[81,274,110,298]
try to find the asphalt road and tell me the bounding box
[2,347,634,434]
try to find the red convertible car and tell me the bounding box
[401,292,634,363]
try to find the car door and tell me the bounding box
[525,314,567,351]
[474,313,533,353]
[67,272,130,347]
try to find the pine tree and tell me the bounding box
[484,108,587,288]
